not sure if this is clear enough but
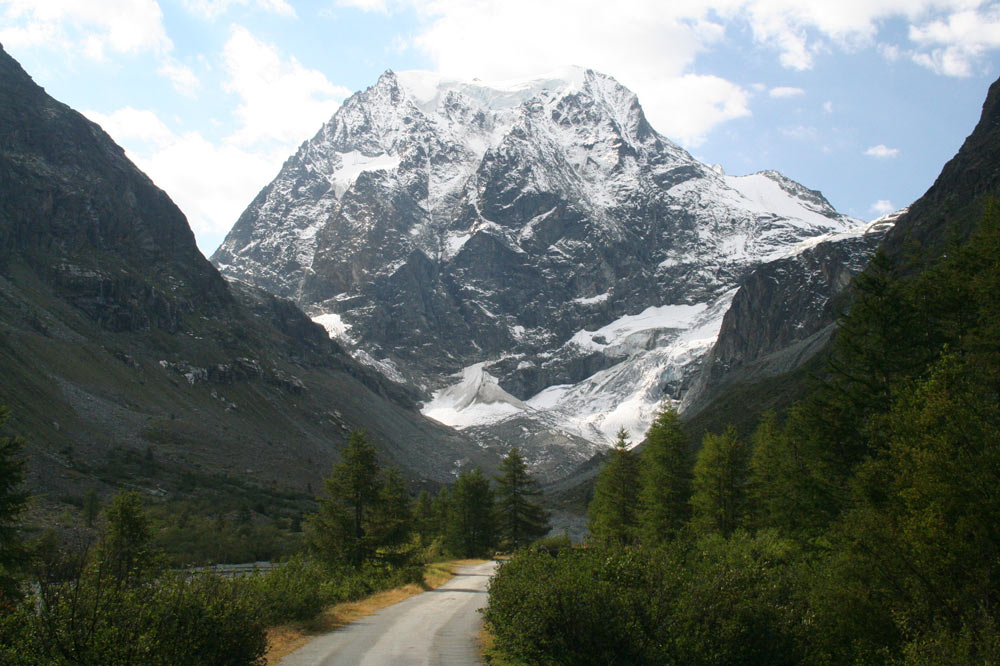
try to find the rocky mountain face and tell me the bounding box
[881,75,1000,263]
[214,67,867,476]
[0,46,490,510]
[682,212,900,417]
[683,72,1000,447]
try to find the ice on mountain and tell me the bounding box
[422,362,532,428]
[312,313,353,343]
[215,64,869,468]
[568,303,708,352]
[330,150,402,197]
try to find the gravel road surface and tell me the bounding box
[278,560,497,666]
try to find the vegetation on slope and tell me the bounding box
[484,202,1000,665]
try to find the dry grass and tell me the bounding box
[264,559,489,665]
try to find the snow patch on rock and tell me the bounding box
[423,362,533,429]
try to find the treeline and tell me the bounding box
[0,414,551,664]
[308,430,550,566]
[484,203,1000,665]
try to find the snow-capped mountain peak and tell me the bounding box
[212,66,866,476]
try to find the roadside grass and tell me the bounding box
[264,559,488,665]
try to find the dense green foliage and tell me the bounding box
[587,429,640,546]
[638,407,692,545]
[690,425,750,537]
[0,488,431,665]
[0,491,266,666]
[306,430,413,567]
[494,448,549,550]
[486,202,1000,665]
[442,467,497,557]
[485,532,806,666]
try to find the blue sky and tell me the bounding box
[2,1,999,255]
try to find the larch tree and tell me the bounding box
[638,406,692,546]
[444,467,496,558]
[494,447,549,550]
[308,430,409,567]
[690,426,751,537]
[587,428,640,547]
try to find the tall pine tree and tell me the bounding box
[308,430,411,567]
[444,468,496,558]
[690,426,750,537]
[494,447,549,550]
[638,407,692,546]
[587,428,640,547]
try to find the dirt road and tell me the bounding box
[277,560,497,666]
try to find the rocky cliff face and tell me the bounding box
[880,76,1000,262]
[0,46,490,509]
[214,67,864,474]
[683,213,900,417]
[0,45,230,333]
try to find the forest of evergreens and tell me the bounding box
[484,203,1000,665]
[0,422,548,664]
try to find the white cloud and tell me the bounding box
[80,26,355,254]
[871,199,895,216]
[909,7,1000,76]
[823,100,834,113]
[223,25,350,147]
[87,106,282,254]
[880,43,902,61]
[181,0,296,19]
[640,74,751,146]
[85,107,177,148]
[0,0,172,57]
[0,0,206,96]
[337,0,391,13]
[865,144,900,158]
[770,86,805,98]
[158,58,201,97]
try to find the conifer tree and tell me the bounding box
[308,430,409,567]
[690,426,750,537]
[97,491,155,585]
[587,428,640,547]
[412,489,437,547]
[638,407,692,545]
[494,447,549,550]
[444,468,496,558]
[370,467,413,563]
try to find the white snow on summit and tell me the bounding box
[216,64,872,467]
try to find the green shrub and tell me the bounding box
[529,532,573,556]
[485,547,669,665]
[4,568,266,666]
[485,533,808,666]
[251,556,328,625]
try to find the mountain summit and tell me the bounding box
[213,67,866,475]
